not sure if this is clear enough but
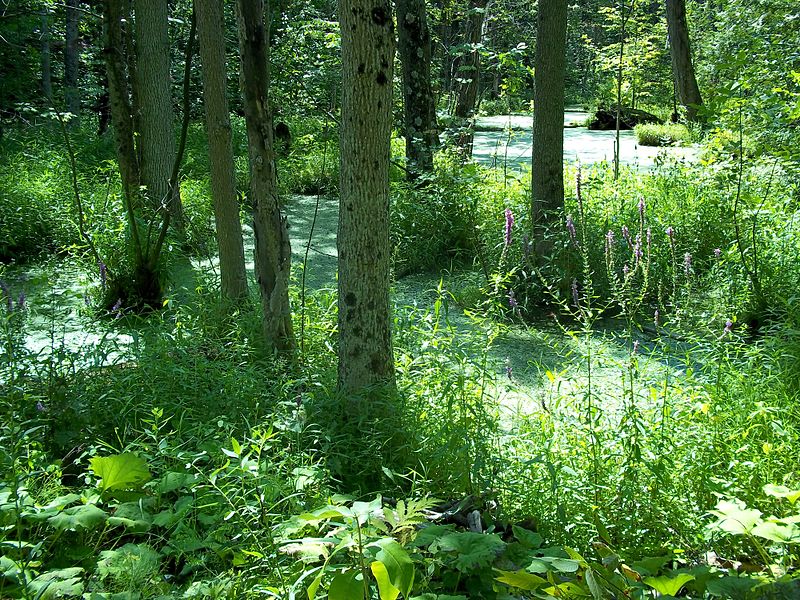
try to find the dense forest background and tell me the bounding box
[1,0,799,598]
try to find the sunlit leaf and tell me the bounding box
[763,484,800,505]
[47,504,108,532]
[643,573,695,596]
[329,569,363,600]
[495,569,547,591]
[90,453,151,494]
[371,560,400,600]
[373,538,414,599]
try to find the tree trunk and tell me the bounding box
[41,8,52,101]
[134,0,183,225]
[337,0,396,393]
[531,0,567,249]
[397,0,439,178]
[196,0,249,302]
[236,0,296,356]
[65,0,81,124]
[666,0,703,122]
[102,0,139,204]
[451,0,487,156]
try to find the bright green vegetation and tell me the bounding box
[2,119,799,598]
[634,123,693,146]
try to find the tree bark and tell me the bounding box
[41,8,52,101]
[134,0,183,224]
[451,0,488,156]
[666,0,703,122]
[65,0,81,124]
[102,0,139,204]
[196,0,249,302]
[531,0,567,248]
[397,0,439,178]
[236,0,296,355]
[337,0,396,393]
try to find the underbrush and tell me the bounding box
[635,123,693,146]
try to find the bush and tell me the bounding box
[635,122,692,146]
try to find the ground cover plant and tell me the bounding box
[2,0,800,597]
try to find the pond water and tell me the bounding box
[472,112,699,171]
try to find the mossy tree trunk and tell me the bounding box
[451,0,488,156]
[196,0,249,302]
[531,0,567,253]
[666,0,703,123]
[397,0,439,178]
[236,0,296,356]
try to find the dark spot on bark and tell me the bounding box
[345,292,357,306]
[347,203,354,212]
[377,100,382,109]
[350,345,362,359]
[376,71,388,85]
[367,301,376,311]
[370,353,387,373]
[381,59,389,69]
[358,63,366,74]
[353,326,362,338]
[371,6,389,25]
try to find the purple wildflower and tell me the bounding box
[508,290,518,308]
[623,264,630,277]
[36,401,46,412]
[724,320,733,335]
[17,292,25,311]
[666,226,675,243]
[575,161,582,202]
[654,309,660,327]
[111,298,123,318]
[646,227,652,248]
[99,261,107,288]
[714,248,722,259]
[638,197,646,222]
[566,215,578,246]
[622,225,632,247]
[684,252,692,275]
[634,234,643,263]
[504,208,514,247]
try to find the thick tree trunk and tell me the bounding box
[196,0,249,302]
[337,0,396,393]
[41,8,52,101]
[397,0,439,178]
[451,0,487,156]
[65,0,81,123]
[134,0,183,225]
[531,0,567,249]
[102,0,139,203]
[236,0,296,356]
[666,0,702,122]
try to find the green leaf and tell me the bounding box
[511,525,543,549]
[435,532,506,571]
[90,453,151,494]
[371,560,401,600]
[585,569,603,600]
[643,573,695,597]
[373,538,414,598]
[752,521,800,543]
[707,499,762,535]
[47,504,108,532]
[26,567,84,599]
[495,569,547,591]
[329,569,363,600]
[307,570,324,600]
[763,484,800,505]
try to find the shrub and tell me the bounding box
[635,122,692,146]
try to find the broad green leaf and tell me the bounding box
[47,504,108,532]
[373,538,414,599]
[543,581,590,597]
[752,521,800,543]
[763,484,800,505]
[643,573,695,596]
[26,567,84,599]
[435,532,506,571]
[90,453,151,494]
[307,570,324,600]
[156,471,197,494]
[585,569,602,600]
[512,525,543,549]
[495,569,547,591]
[329,569,363,600]
[371,560,400,600]
[707,499,762,535]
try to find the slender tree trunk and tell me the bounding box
[65,0,81,124]
[337,0,396,393]
[397,0,439,178]
[134,0,183,225]
[196,0,249,302]
[452,0,487,156]
[236,0,296,356]
[531,0,567,249]
[666,0,703,122]
[41,8,52,101]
